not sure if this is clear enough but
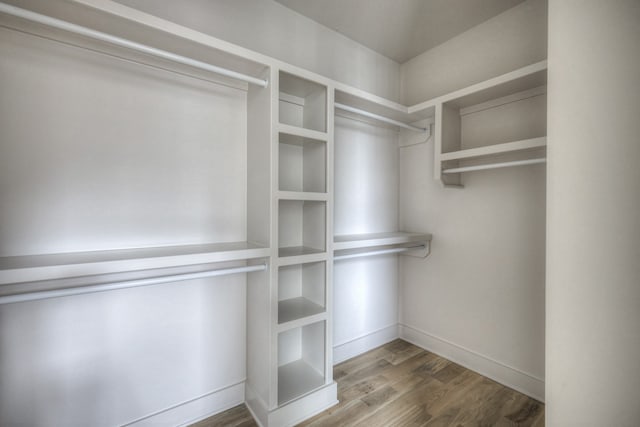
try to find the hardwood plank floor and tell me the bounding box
[190,340,544,427]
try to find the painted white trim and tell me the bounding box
[122,380,245,426]
[399,324,545,402]
[333,324,399,364]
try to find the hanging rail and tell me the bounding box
[0,3,269,88]
[0,263,267,305]
[334,245,427,261]
[443,158,546,174]
[334,103,427,133]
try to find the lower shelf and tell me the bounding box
[278,359,325,406]
[279,246,324,258]
[278,297,324,324]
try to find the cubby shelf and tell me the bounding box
[278,124,328,142]
[333,232,432,251]
[278,191,328,201]
[0,242,270,285]
[278,297,325,324]
[277,359,325,406]
[278,246,325,258]
[277,320,326,406]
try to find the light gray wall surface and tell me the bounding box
[546,0,640,425]
[333,117,400,361]
[400,0,548,105]
[398,0,547,400]
[0,26,249,426]
[114,0,401,102]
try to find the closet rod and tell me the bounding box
[0,3,269,88]
[442,158,546,174]
[334,103,426,133]
[0,263,267,305]
[334,245,426,261]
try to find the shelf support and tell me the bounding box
[0,3,269,87]
[0,263,268,305]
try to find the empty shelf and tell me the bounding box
[333,232,432,251]
[278,359,325,405]
[279,297,325,324]
[440,137,546,161]
[0,242,271,285]
[278,246,325,258]
[278,124,328,142]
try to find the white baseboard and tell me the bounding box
[333,324,399,364]
[123,380,245,427]
[399,324,545,402]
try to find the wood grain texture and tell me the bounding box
[191,340,544,426]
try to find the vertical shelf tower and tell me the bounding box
[246,68,337,426]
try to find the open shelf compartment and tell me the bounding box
[278,320,326,406]
[279,71,327,133]
[279,131,327,194]
[435,62,548,185]
[278,200,326,258]
[278,261,326,325]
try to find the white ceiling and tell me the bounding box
[274,0,526,63]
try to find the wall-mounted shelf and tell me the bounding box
[333,232,431,251]
[0,242,271,285]
[439,137,546,162]
[432,61,548,186]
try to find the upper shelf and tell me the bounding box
[409,60,547,114]
[333,232,432,251]
[0,242,270,285]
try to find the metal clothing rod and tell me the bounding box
[334,103,426,133]
[0,263,267,305]
[334,245,426,261]
[0,3,268,88]
[443,158,546,174]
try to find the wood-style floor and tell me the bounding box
[191,340,544,427]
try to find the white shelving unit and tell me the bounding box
[408,61,548,186]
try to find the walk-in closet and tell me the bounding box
[1,1,638,426]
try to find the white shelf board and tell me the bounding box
[440,137,547,161]
[0,242,270,285]
[278,246,325,258]
[279,297,324,324]
[408,61,547,115]
[333,232,432,251]
[277,311,327,333]
[278,359,325,406]
[279,131,326,147]
[278,191,328,201]
[277,124,328,142]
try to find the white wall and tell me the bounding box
[400,0,548,105]
[546,1,640,425]
[398,0,547,400]
[0,26,249,426]
[114,0,401,102]
[333,116,400,362]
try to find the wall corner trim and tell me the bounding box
[399,324,544,402]
[122,380,245,426]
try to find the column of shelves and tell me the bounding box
[272,70,336,415]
